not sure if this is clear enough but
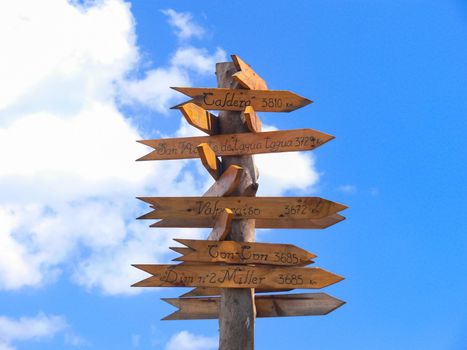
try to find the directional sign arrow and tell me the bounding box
[137,197,347,220]
[179,287,293,298]
[132,264,343,289]
[148,214,346,229]
[172,239,316,266]
[137,128,333,161]
[162,293,345,320]
[231,54,268,91]
[171,87,312,112]
[242,106,262,133]
[204,164,243,197]
[178,102,219,135]
[197,143,222,179]
[207,208,233,241]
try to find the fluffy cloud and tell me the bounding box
[120,46,226,113]
[161,9,205,40]
[0,1,214,295]
[337,184,357,195]
[0,313,68,350]
[165,331,217,350]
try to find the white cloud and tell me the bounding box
[0,0,215,295]
[337,184,357,195]
[0,0,137,123]
[255,124,320,195]
[171,47,226,75]
[120,46,226,113]
[165,331,217,350]
[0,313,68,350]
[161,9,205,40]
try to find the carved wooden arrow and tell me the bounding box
[231,54,268,91]
[178,102,219,135]
[132,264,343,289]
[162,293,345,320]
[137,128,333,161]
[148,214,345,229]
[137,197,347,220]
[171,87,312,112]
[178,287,293,298]
[172,239,316,266]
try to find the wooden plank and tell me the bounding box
[242,106,262,133]
[179,287,293,298]
[216,62,256,350]
[148,214,346,229]
[178,102,219,135]
[169,247,193,255]
[132,264,344,289]
[173,239,316,266]
[197,143,222,179]
[204,165,243,197]
[137,197,347,220]
[171,87,312,112]
[231,55,268,90]
[137,128,333,161]
[162,293,345,320]
[207,209,233,241]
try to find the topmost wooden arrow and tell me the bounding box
[171,87,312,112]
[231,54,268,90]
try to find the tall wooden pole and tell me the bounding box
[216,62,258,349]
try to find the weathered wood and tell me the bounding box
[137,128,333,161]
[217,61,256,350]
[242,106,262,133]
[137,196,347,220]
[162,293,345,320]
[148,213,346,229]
[178,102,219,135]
[179,287,293,298]
[197,143,222,179]
[207,209,233,241]
[169,247,193,255]
[132,264,343,289]
[231,54,268,90]
[171,87,312,112]
[204,165,243,197]
[173,239,316,266]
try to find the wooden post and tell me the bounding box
[216,62,258,349]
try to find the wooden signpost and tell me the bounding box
[171,87,312,112]
[131,55,348,349]
[171,239,316,266]
[178,102,219,135]
[162,293,345,320]
[132,264,343,289]
[137,196,346,220]
[147,213,346,229]
[137,128,334,161]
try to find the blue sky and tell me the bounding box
[0,0,466,349]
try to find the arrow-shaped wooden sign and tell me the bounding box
[179,287,293,298]
[204,164,242,197]
[132,264,343,289]
[197,143,222,179]
[178,102,219,135]
[242,106,262,133]
[137,197,347,220]
[171,87,312,112]
[172,239,316,266]
[148,214,346,229]
[231,55,268,91]
[162,293,344,320]
[137,128,333,161]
